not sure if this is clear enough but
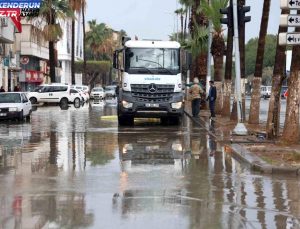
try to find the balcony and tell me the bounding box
[21,41,49,60]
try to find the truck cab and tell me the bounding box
[113,38,184,126]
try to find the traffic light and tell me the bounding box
[238,6,251,25]
[220,6,233,28]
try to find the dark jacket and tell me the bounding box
[207,86,217,102]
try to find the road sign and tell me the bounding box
[280,14,300,26]
[279,32,300,45]
[281,0,300,9]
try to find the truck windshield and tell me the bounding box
[125,48,180,75]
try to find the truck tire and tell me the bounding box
[118,115,134,126]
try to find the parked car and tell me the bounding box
[27,84,82,106]
[90,87,105,100]
[0,92,32,121]
[260,86,272,99]
[71,85,90,93]
[104,85,117,98]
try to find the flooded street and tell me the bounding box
[0,100,300,229]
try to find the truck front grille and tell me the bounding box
[131,84,175,102]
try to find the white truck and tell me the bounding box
[113,37,184,126]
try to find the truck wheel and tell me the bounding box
[118,115,134,126]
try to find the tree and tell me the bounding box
[245,35,277,76]
[200,0,229,114]
[266,9,289,139]
[85,21,113,60]
[39,0,73,83]
[248,0,271,124]
[223,0,233,117]
[69,0,86,85]
[175,8,186,42]
[281,27,300,144]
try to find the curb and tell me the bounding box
[229,144,300,176]
[184,107,300,176]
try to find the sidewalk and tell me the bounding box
[184,103,300,176]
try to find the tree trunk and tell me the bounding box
[222,80,231,116]
[82,5,87,82]
[212,35,225,114]
[181,14,184,41]
[281,27,300,144]
[266,9,288,139]
[49,41,56,83]
[71,18,75,85]
[248,0,271,124]
[184,8,188,40]
[223,1,233,117]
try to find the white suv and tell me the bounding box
[28,84,82,106]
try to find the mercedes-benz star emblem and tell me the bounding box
[148,83,157,93]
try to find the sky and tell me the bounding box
[86,0,281,42]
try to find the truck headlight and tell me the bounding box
[9,107,18,112]
[122,101,133,109]
[122,144,133,154]
[171,102,182,109]
[172,143,183,151]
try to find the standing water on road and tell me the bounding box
[0,102,299,229]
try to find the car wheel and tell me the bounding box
[30,97,37,104]
[18,111,24,121]
[60,98,69,107]
[26,111,31,122]
[74,97,81,108]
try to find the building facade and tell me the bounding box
[15,19,50,91]
[57,12,84,85]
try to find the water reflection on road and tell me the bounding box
[0,101,299,229]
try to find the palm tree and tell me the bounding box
[266,9,289,139]
[85,21,114,60]
[200,0,229,114]
[175,8,186,42]
[281,26,300,144]
[187,0,208,82]
[39,0,73,83]
[248,0,271,124]
[223,0,233,117]
[69,0,86,85]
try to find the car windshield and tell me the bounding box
[0,93,21,103]
[125,48,180,75]
[93,88,103,92]
[105,86,115,91]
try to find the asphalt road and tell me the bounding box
[0,100,299,229]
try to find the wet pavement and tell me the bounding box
[0,100,300,229]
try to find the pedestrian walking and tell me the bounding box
[207,80,217,119]
[0,86,5,92]
[189,77,204,117]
